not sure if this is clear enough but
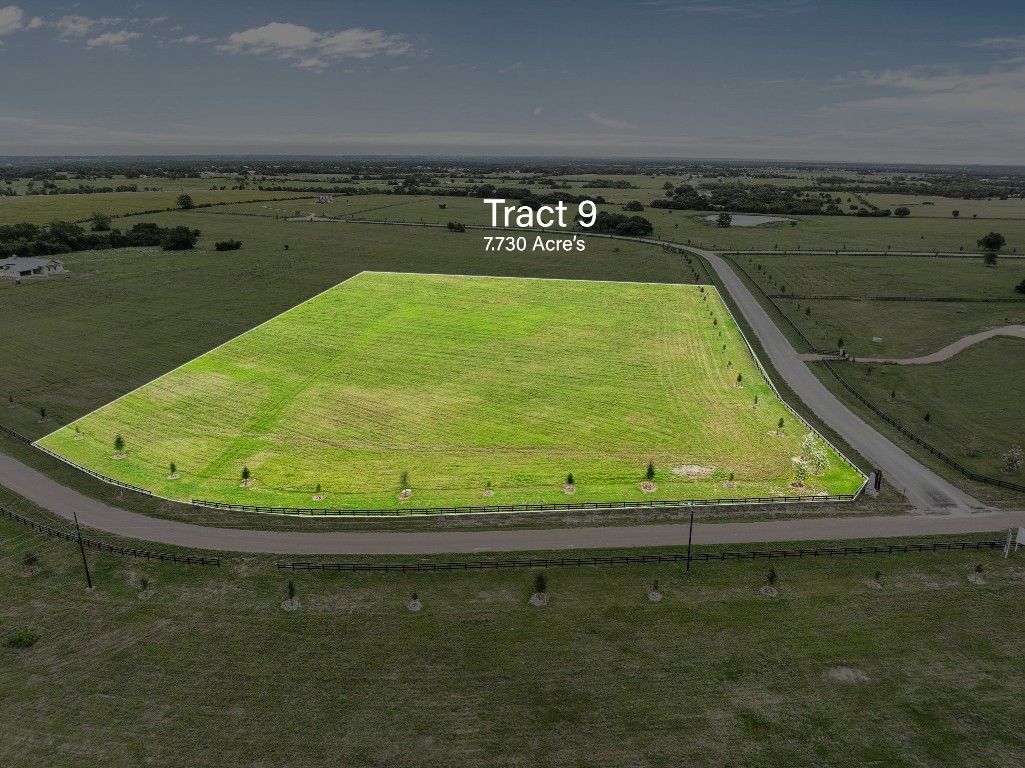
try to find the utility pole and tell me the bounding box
[73,511,93,591]
[686,505,695,573]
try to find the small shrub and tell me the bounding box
[4,629,38,648]
[114,433,125,453]
[287,581,296,600]
[565,472,574,486]
[140,577,149,592]
[534,571,548,594]
[651,580,659,593]
[874,570,881,581]
[646,461,656,481]
[400,470,409,489]
[169,461,177,475]
[315,483,322,494]
[241,466,251,482]
[767,568,777,585]
[975,563,984,573]
[214,239,242,251]
[22,550,37,566]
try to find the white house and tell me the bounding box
[317,194,334,204]
[0,255,65,279]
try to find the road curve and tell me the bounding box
[0,453,1019,554]
[797,325,1025,365]
[685,245,987,514]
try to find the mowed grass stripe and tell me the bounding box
[38,273,864,509]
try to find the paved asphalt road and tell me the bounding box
[0,453,1020,555]
[688,245,988,515]
[0,236,999,554]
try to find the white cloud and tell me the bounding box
[0,5,23,35]
[533,106,542,115]
[585,111,638,130]
[56,14,122,37]
[172,35,207,44]
[498,61,525,73]
[218,21,412,68]
[973,35,1025,51]
[830,62,1025,115]
[86,30,142,49]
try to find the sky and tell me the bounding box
[1,0,1024,162]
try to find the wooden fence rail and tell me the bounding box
[277,538,1006,572]
[0,505,220,566]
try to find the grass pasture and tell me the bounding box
[0,214,698,441]
[733,253,1025,357]
[1,493,1023,767]
[37,272,863,510]
[817,338,1025,479]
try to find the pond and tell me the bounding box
[702,214,796,227]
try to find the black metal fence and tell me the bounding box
[0,504,220,565]
[821,361,1025,493]
[31,443,153,496]
[769,294,1025,303]
[0,422,32,444]
[277,538,1006,572]
[722,255,821,352]
[0,422,155,497]
[192,492,860,518]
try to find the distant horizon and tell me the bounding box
[3,153,1025,172]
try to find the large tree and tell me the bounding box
[977,232,1006,251]
[176,193,195,210]
[162,226,199,250]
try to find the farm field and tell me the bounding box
[237,191,1025,253]
[816,338,1025,479]
[1,493,1023,768]
[731,253,1025,357]
[0,212,700,442]
[37,272,864,509]
[0,188,314,225]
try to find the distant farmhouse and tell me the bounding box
[317,194,334,204]
[0,255,65,279]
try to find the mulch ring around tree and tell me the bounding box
[482,489,494,497]
[760,586,778,598]
[640,481,657,492]
[167,473,180,480]
[407,599,422,612]
[240,480,254,488]
[138,590,154,601]
[398,489,412,500]
[562,485,576,495]
[648,591,663,602]
[281,598,301,611]
[968,572,986,585]
[530,593,549,606]
[865,580,883,591]
[20,567,41,578]
[113,453,127,460]
[312,494,324,501]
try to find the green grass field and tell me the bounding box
[818,339,1025,478]
[732,253,1025,357]
[0,213,701,441]
[37,273,863,509]
[1,491,1022,767]
[0,188,314,225]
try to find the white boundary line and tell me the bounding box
[34,271,370,442]
[32,266,864,514]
